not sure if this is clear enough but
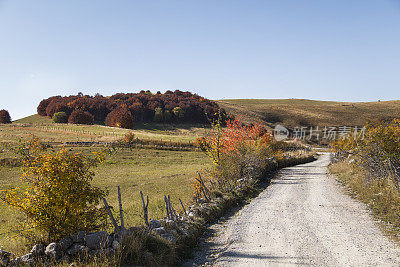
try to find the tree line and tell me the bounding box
[37,90,228,128]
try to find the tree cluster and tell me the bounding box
[37,90,226,128]
[0,109,11,124]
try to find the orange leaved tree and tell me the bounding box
[194,114,274,199]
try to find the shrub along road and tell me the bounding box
[186,153,400,266]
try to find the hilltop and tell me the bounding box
[217,99,400,129]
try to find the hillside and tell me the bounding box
[217,99,400,129]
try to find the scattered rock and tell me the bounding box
[71,231,85,243]
[45,243,62,259]
[59,237,73,251]
[20,253,34,264]
[148,219,162,229]
[30,244,45,256]
[66,243,89,256]
[152,227,166,235]
[84,231,110,250]
[112,240,120,250]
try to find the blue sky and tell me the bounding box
[1,0,400,119]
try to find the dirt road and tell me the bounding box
[186,153,400,266]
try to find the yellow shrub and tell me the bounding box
[0,136,108,241]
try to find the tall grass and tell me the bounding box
[331,119,400,237]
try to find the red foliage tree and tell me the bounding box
[37,90,226,124]
[37,96,59,116]
[105,106,134,129]
[68,110,94,125]
[0,110,11,124]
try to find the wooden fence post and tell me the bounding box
[117,186,125,230]
[102,198,119,232]
[140,191,149,225]
[179,198,187,215]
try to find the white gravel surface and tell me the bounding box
[185,153,400,266]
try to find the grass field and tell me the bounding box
[1,114,209,143]
[217,99,400,130]
[0,114,213,253]
[0,146,210,253]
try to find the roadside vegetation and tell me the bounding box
[194,117,313,202]
[330,119,400,239]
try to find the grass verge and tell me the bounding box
[329,160,400,241]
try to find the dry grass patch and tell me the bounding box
[218,99,400,130]
[329,160,400,241]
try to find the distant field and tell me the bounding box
[217,99,400,129]
[2,114,209,143]
[0,147,210,253]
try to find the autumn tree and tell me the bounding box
[0,110,11,124]
[0,137,108,241]
[68,110,94,125]
[105,106,134,129]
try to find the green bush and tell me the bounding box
[52,111,68,123]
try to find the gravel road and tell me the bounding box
[185,153,400,266]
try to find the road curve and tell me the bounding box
[187,153,400,266]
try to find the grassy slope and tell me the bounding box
[217,99,400,129]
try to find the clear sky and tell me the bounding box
[1,0,400,120]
